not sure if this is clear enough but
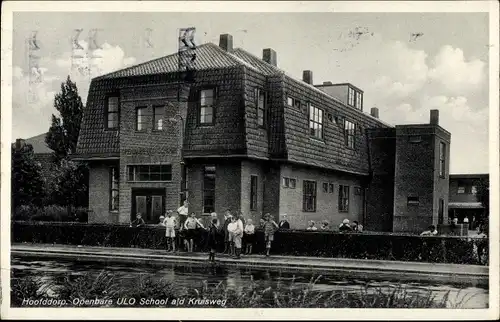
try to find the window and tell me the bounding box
[136,106,147,131]
[338,185,349,212]
[109,166,119,211]
[250,175,258,211]
[303,180,317,212]
[256,89,267,127]
[127,165,172,182]
[203,165,216,213]
[283,177,297,189]
[309,104,324,139]
[407,196,420,206]
[283,177,290,188]
[106,97,119,129]
[153,106,164,130]
[323,182,329,193]
[200,88,215,125]
[329,183,334,193]
[471,185,478,195]
[439,142,446,178]
[344,120,356,149]
[457,185,466,194]
[348,87,355,106]
[290,178,297,189]
[409,135,422,143]
[287,96,301,109]
[355,91,363,110]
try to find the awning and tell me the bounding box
[448,202,485,209]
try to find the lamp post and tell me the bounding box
[169,114,187,203]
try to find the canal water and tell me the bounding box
[11,256,488,308]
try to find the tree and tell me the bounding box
[11,142,45,212]
[46,159,88,210]
[45,76,84,161]
[476,177,489,226]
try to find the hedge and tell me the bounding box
[11,221,488,265]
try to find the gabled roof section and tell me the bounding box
[23,133,53,154]
[97,43,259,80]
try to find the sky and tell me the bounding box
[10,11,490,174]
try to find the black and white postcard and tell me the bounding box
[1,1,499,320]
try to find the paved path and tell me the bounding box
[11,243,488,287]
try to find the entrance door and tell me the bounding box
[131,189,165,224]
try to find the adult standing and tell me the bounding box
[278,214,290,230]
[130,213,145,248]
[232,212,244,259]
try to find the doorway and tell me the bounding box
[131,188,166,224]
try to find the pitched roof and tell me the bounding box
[23,133,53,154]
[97,43,259,80]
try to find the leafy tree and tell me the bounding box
[45,76,84,161]
[476,177,489,227]
[46,159,88,210]
[11,142,45,212]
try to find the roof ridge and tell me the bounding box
[95,43,214,80]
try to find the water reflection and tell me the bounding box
[11,257,488,308]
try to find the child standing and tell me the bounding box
[163,210,177,252]
[184,212,205,252]
[261,213,279,257]
[227,217,237,256]
[244,219,255,255]
[206,218,219,263]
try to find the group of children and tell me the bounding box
[305,218,363,232]
[158,207,280,263]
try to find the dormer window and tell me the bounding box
[347,87,363,110]
[348,87,355,106]
[199,88,215,125]
[355,91,363,110]
[106,97,119,129]
[309,104,323,140]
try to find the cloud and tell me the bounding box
[428,45,485,93]
[12,41,136,140]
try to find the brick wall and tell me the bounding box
[393,125,448,233]
[186,159,242,226]
[365,128,396,231]
[278,164,364,229]
[88,162,119,223]
[240,160,265,224]
[432,127,451,225]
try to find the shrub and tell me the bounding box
[11,221,488,265]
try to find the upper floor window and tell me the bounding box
[256,89,267,127]
[344,120,356,149]
[199,88,215,125]
[439,142,446,178]
[136,106,147,131]
[348,87,355,106]
[127,164,172,182]
[153,106,164,131]
[106,97,119,129]
[287,96,301,109]
[355,91,363,110]
[309,104,323,139]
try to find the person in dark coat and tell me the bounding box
[278,214,290,230]
[130,213,145,248]
[206,218,219,263]
[338,218,353,232]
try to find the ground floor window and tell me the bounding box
[250,175,258,211]
[203,165,216,213]
[303,180,317,212]
[338,185,349,212]
[109,166,119,211]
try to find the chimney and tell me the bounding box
[262,48,277,67]
[323,81,333,85]
[219,34,233,52]
[302,70,313,85]
[370,107,379,119]
[430,109,439,125]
